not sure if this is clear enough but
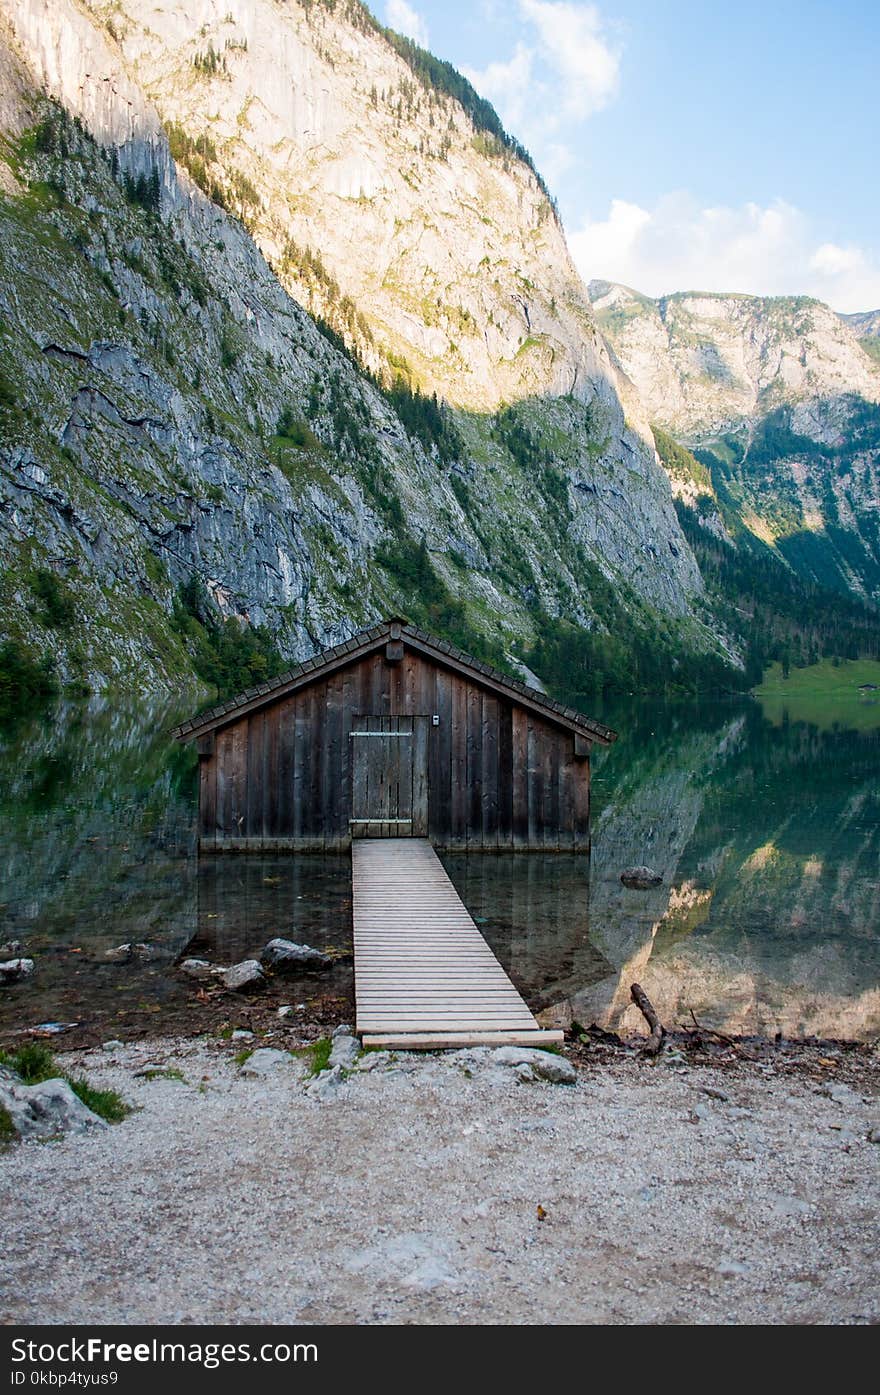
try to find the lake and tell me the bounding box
[1,688,878,1043]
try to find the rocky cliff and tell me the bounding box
[0,0,716,698]
[842,309,880,339]
[591,280,880,603]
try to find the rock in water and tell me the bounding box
[491,1047,577,1084]
[179,958,216,979]
[620,866,663,890]
[0,958,35,986]
[260,939,332,973]
[0,1078,107,1140]
[222,960,267,992]
[104,944,133,963]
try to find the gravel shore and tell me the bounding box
[2,1036,878,1325]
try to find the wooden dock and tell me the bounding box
[353,839,564,1049]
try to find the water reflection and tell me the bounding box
[438,853,606,1008]
[191,856,352,963]
[1,693,878,1041]
[577,703,880,1040]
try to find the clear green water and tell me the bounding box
[0,695,877,1041]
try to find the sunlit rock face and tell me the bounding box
[0,0,715,692]
[590,281,879,440]
[73,0,629,418]
[591,280,880,603]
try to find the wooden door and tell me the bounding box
[350,715,428,837]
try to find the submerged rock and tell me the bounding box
[0,1077,107,1141]
[0,940,23,958]
[105,942,158,964]
[261,939,332,973]
[0,958,35,986]
[620,866,663,890]
[223,960,266,993]
[179,958,217,980]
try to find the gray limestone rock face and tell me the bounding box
[0,1077,108,1140]
[222,960,267,993]
[260,939,332,973]
[0,0,720,714]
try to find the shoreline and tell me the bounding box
[3,978,880,1081]
[1,1030,878,1325]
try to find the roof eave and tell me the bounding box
[172,620,617,746]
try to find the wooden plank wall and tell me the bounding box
[199,650,590,851]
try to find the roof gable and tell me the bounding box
[172,619,617,745]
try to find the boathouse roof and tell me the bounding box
[172,617,617,746]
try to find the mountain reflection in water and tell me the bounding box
[0,694,877,1041]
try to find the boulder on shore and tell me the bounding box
[492,1046,577,1084]
[0,1077,107,1140]
[239,1048,299,1079]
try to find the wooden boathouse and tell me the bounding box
[173,618,616,853]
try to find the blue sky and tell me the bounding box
[382,0,879,311]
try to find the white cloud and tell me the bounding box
[568,194,880,313]
[384,0,429,48]
[462,42,534,131]
[462,1,620,174]
[519,0,620,118]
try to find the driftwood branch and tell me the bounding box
[689,1008,741,1053]
[631,982,665,1055]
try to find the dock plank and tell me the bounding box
[352,838,553,1047]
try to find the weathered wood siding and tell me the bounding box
[198,650,590,851]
